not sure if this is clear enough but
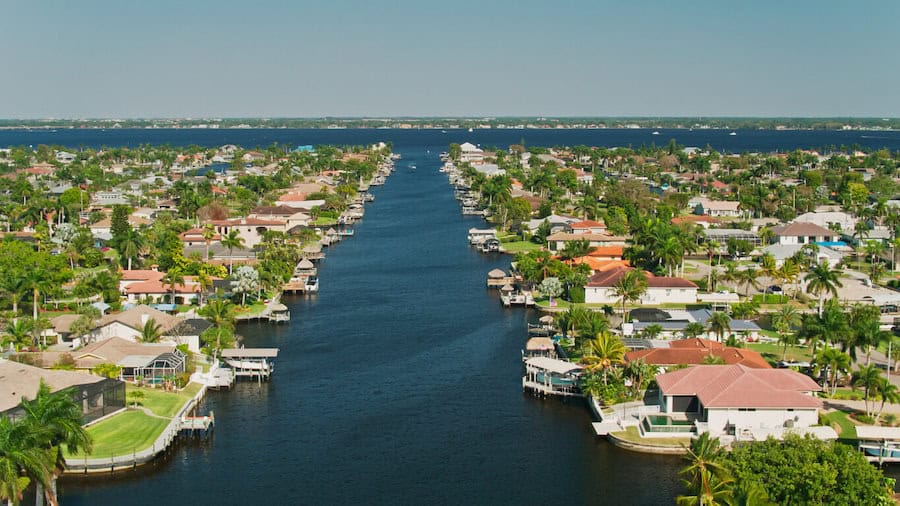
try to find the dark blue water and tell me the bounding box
[21,128,890,504]
[2,127,900,153]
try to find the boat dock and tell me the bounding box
[522,356,583,398]
[221,348,279,382]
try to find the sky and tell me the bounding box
[1,0,899,118]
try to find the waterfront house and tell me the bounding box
[0,359,125,423]
[89,304,183,346]
[249,205,311,232]
[545,232,628,253]
[524,214,578,234]
[624,309,762,341]
[206,217,288,248]
[584,266,698,305]
[459,142,484,163]
[655,365,826,439]
[770,222,839,245]
[624,338,770,371]
[71,337,186,383]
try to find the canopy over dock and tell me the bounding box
[222,348,279,358]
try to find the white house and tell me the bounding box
[792,211,856,234]
[88,305,192,349]
[655,365,825,438]
[693,197,741,218]
[583,266,698,305]
[770,222,839,245]
[207,217,288,248]
[459,142,484,163]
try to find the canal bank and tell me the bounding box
[60,144,683,504]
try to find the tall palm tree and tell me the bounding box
[1,276,29,323]
[678,433,732,506]
[804,260,843,315]
[875,377,900,423]
[581,331,627,384]
[161,269,185,305]
[778,259,801,299]
[118,228,145,271]
[739,267,761,299]
[613,269,647,322]
[21,269,49,324]
[706,312,731,343]
[220,230,245,275]
[201,224,216,260]
[771,305,801,361]
[0,417,53,506]
[815,347,851,395]
[20,381,92,506]
[851,364,882,418]
[199,295,235,356]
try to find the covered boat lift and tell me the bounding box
[221,348,279,383]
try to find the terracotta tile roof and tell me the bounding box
[570,220,606,229]
[120,270,165,282]
[586,246,624,257]
[626,343,770,369]
[585,266,697,288]
[572,258,629,272]
[546,232,626,242]
[656,365,821,409]
[207,217,285,226]
[179,228,222,242]
[669,338,724,350]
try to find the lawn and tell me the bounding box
[821,410,858,440]
[611,426,691,447]
[129,383,201,417]
[500,241,542,254]
[313,217,338,226]
[66,411,169,459]
[745,342,813,364]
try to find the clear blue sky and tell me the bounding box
[2,0,898,118]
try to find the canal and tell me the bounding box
[60,145,682,504]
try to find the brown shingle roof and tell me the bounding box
[96,305,181,333]
[0,359,104,412]
[771,222,838,237]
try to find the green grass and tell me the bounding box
[500,241,542,253]
[745,342,813,364]
[821,410,858,440]
[313,217,338,226]
[129,383,201,417]
[66,411,169,459]
[234,301,266,317]
[611,426,691,446]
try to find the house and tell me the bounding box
[91,191,130,206]
[762,243,845,267]
[568,220,607,235]
[770,222,840,246]
[0,359,125,423]
[249,206,311,232]
[68,337,186,382]
[655,365,825,438]
[56,151,76,163]
[671,215,721,229]
[473,163,505,177]
[207,217,288,248]
[702,228,761,246]
[693,197,741,218]
[44,314,83,345]
[119,270,211,307]
[583,266,698,305]
[625,338,770,371]
[792,211,856,234]
[545,232,628,253]
[524,214,578,234]
[89,305,184,346]
[625,308,762,341]
[179,227,222,247]
[459,142,484,163]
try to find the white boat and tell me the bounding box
[468,127,474,133]
[729,131,737,136]
[224,359,271,371]
[652,131,660,135]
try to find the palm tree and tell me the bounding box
[851,364,882,418]
[199,295,235,356]
[613,269,647,322]
[21,269,49,324]
[778,259,801,299]
[118,228,145,271]
[576,313,610,352]
[864,239,885,267]
[196,271,212,307]
[804,260,843,315]
[815,347,851,395]
[706,312,731,343]
[581,331,627,384]
[682,322,707,340]
[739,267,761,299]
[875,377,900,423]
[678,433,732,506]
[220,230,245,275]
[1,276,29,323]
[0,416,53,506]
[201,223,216,260]
[3,319,33,352]
[139,318,163,343]
[161,269,185,305]
[642,323,664,340]
[771,305,801,361]
[20,381,92,506]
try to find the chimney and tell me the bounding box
[150,264,159,272]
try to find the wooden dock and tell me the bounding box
[221,348,279,383]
